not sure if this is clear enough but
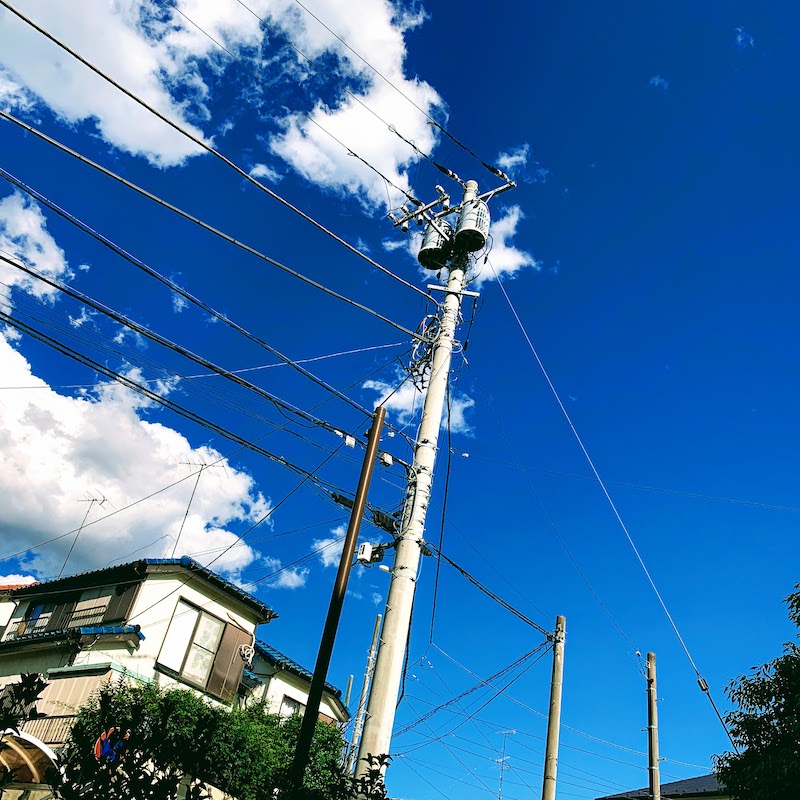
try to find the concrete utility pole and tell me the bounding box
[647,652,661,800]
[356,180,486,776]
[346,613,382,774]
[542,615,566,800]
[291,407,385,786]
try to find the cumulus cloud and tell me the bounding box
[249,163,283,183]
[363,368,474,434]
[649,75,669,91]
[0,332,270,581]
[262,556,309,590]
[0,0,443,200]
[0,190,72,305]
[0,0,214,166]
[0,573,37,586]
[312,526,345,568]
[472,205,539,287]
[497,144,530,173]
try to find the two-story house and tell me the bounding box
[0,557,348,775]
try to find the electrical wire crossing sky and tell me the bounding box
[1,2,799,798]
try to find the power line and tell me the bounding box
[461,354,640,658]
[0,285,364,468]
[0,163,418,347]
[0,1,430,301]
[395,645,549,737]
[397,645,552,753]
[288,0,511,184]
[0,307,338,482]
[0,349,405,568]
[126,445,345,625]
[425,541,552,639]
[167,0,425,210]
[1,252,366,439]
[431,643,710,771]
[487,260,736,748]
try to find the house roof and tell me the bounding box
[8,556,276,622]
[597,774,725,799]
[254,640,349,719]
[0,624,143,652]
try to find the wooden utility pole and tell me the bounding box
[290,407,386,786]
[542,615,566,800]
[647,652,661,800]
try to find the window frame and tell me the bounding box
[155,599,249,703]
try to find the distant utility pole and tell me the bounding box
[356,178,500,778]
[290,407,385,787]
[346,613,382,774]
[647,652,662,800]
[497,730,514,800]
[542,615,566,800]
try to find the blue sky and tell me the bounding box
[1,1,799,798]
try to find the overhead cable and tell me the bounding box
[0,1,430,301]
[127,445,346,625]
[462,355,640,657]
[487,260,737,749]
[1,252,361,438]
[289,0,510,183]
[0,165,418,349]
[426,542,552,640]
[0,308,334,481]
[0,349,407,567]
[395,644,549,737]
[168,0,426,209]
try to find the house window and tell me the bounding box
[156,600,251,703]
[280,695,306,718]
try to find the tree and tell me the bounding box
[51,680,351,800]
[714,585,800,799]
[0,673,49,795]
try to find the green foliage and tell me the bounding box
[51,681,352,800]
[714,586,800,799]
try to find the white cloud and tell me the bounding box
[312,526,345,568]
[0,0,444,200]
[371,591,382,606]
[0,334,268,581]
[473,205,539,287]
[249,163,283,183]
[363,368,474,434]
[0,67,34,112]
[68,307,94,328]
[496,143,530,173]
[649,75,669,91]
[261,555,309,590]
[0,573,37,586]
[0,190,72,306]
[271,77,441,209]
[0,0,214,167]
[172,294,188,314]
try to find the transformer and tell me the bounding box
[455,199,490,252]
[417,220,453,270]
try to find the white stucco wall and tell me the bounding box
[249,655,347,724]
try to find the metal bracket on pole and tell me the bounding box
[426,285,481,298]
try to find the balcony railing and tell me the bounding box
[3,604,109,641]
